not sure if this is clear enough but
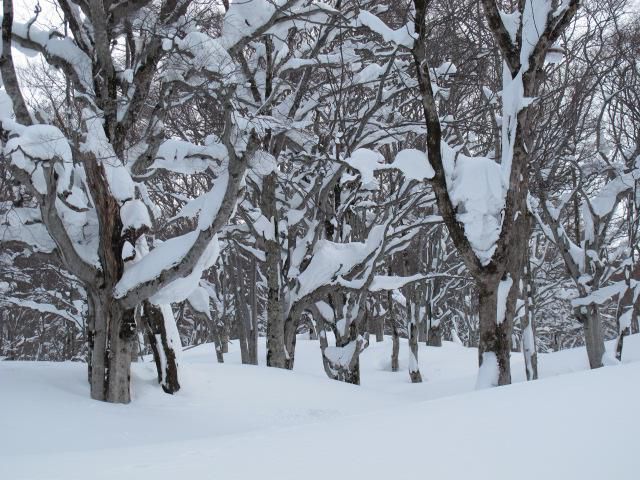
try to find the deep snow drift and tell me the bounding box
[2,336,639,480]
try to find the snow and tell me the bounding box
[159,304,182,366]
[222,0,287,50]
[293,225,385,301]
[80,111,135,202]
[5,124,73,195]
[520,1,553,69]
[590,171,638,217]
[120,199,151,231]
[344,148,434,189]
[499,10,521,42]
[447,149,504,265]
[2,297,81,328]
[187,286,211,317]
[356,11,415,48]
[434,61,457,77]
[476,351,500,388]
[0,207,56,252]
[353,63,387,84]
[393,149,435,180]
[114,232,220,302]
[153,139,228,174]
[344,148,385,187]
[175,32,236,78]
[369,274,426,292]
[149,237,220,305]
[2,336,640,479]
[8,20,93,92]
[496,275,513,324]
[323,339,359,368]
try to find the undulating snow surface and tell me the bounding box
[2,336,639,480]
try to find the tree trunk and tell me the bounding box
[615,266,639,361]
[307,313,318,340]
[576,305,604,368]
[142,301,180,394]
[262,171,287,369]
[320,332,364,385]
[427,321,442,347]
[284,314,297,370]
[615,327,629,362]
[222,331,229,353]
[391,322,400,372]
[88,291,136,403]
[426,303,442,347]
[407,301,422,383]
[374,315,384,342]
[230,254,256,365]
[211,314,225,364]
[477,277,513,387]
[318,295,364,385]
[522,258,538,380]
[388,290,400,372]
[419,311,428,343]
[248,258,259,363]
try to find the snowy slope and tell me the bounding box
[2,336,639,480]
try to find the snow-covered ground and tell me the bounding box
[2,335,639,480]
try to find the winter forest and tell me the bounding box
[0,0,639,478]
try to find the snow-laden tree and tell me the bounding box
[397,0,582,386]
[1,0,327,402]
[526,2,640,368]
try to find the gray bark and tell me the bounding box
[88,291,136,403]
[577,305,605,369]
[477,276,514,386]
[263,171,287,369]
[407,296,422,383]
[142,301,180,394]
[389,291,399,372]
[521,257,538,380]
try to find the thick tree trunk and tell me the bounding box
[211,315,225,364]
[248,258,259,363]
[142,301,180,394]
[283,314,297,370]
[388,291,399,372]
[426,305,442,347]
[88,291,136,403]
[427,322,442,346]
[235,307,250,363]
[222,330,229,353]
[262,171,288,369]
[419,316,427,343]
[318,295,364,385]
[320,332,363,385]
[365,307,383,342]
[391,324,399,372]
[477,276,513,387]
[230,254,257,365]
[576,305,604,369]
[374,315,384,342]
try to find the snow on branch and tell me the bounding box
[355,11,415,49]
